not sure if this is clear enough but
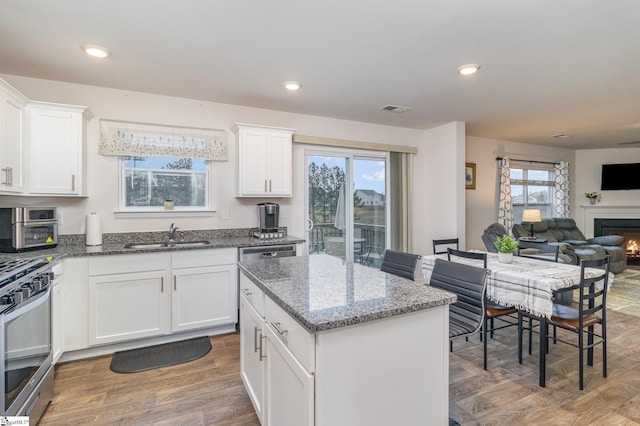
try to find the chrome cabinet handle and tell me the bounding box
[241,288,253,296]
[174,275,177,290]
[160,276,164,292]
[269,179,272,192]
[72,174,76,192]
[271,321,288,336]
[253,326,261,353]
[264,179,267,193]
[259,335,267,361]
[2,167,12,186]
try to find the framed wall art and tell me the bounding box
[465,162,476,190]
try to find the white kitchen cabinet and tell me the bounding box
[87,249,237,346]
[240,293,266,423]
[265,323,315,426]
[88,253,170,345]
[26,101,92,196]
[171,249,237,332]
[234,123,294,197]
[0,79,28,193]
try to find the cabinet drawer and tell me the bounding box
[172,248,236,268]
[240,274,265,317]
[265,297,315,373]
[89,253,168,276]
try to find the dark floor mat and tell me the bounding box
[109,336,212,374]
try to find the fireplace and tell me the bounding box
[594,218,640,265]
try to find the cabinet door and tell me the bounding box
[89,270,170,345]
[240,295,266,423]
[171,264,237,332]
[265,132,292,196]
[265,324,314,426]
[0,90,26,193]
[27,105,83,195]
[238,128,270,196]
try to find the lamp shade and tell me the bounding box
[522,209,542,223]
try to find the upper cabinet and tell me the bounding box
[234,123,294,197]
[0,79,28,193]
[27,101,92,196]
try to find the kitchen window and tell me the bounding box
[118,156,211,211]
[510,165,555,222]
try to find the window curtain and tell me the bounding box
[389,152,413,252]
[99,119,227,161]
[554,161,570,217]
[497,157,514,233]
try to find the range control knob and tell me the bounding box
[1,294,13,305]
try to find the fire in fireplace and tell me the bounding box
[594,218,640,265]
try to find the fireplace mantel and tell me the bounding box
[581,205,640,237]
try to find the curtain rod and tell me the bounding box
[495,156,559,165]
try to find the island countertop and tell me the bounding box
[238,253,457,333]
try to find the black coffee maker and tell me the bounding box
[258,202,280,232]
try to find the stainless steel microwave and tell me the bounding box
[0,207,58,252]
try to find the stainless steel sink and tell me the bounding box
[124,240,210,249]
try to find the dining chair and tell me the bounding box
[380,249,422,281]
[432,238,459,255]
[429,259,489,362]
[518,256,610,390]
[446,248,517,370]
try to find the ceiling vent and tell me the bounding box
[379,104,412,113]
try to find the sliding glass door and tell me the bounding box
[305,149,387,266]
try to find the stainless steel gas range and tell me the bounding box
[0,257,54,423]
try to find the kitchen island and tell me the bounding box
[238,254,456,426]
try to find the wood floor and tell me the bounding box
[40,311,640,425]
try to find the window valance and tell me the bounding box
[99,119,227,161]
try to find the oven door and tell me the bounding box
[1,286,52,415]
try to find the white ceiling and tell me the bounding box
[1,0,639,150]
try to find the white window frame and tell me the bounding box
[117,156,213,215]
[510,162,555,222]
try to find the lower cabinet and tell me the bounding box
[264,323,314,426]
[239,273,315,426]
[240,294,266,423]
[89,269,169,345]
[88,249,237,346]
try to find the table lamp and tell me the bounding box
[522,209,542,238]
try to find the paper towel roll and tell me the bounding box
[86,212,103,246]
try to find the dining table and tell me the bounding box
[422,251,614,387]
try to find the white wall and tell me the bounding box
[465,136,575,251]
[574,147,640,233]
[1,74,462,255]
[412,122,466,255]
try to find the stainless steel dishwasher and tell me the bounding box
[238,244,296,261]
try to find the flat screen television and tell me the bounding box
[601,163,640,190]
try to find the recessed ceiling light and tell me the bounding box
[82,44,110,58]
[284,81,301,91]
[457,64,480,75]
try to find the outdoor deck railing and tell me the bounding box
[309,223,386,265]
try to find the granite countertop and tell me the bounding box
[0,228,305,262]
[238,253,457,333]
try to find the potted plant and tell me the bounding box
[494,234,518,263]
[585,192,601,205]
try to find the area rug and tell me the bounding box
[608,268,640,317]
[110,336,212,373]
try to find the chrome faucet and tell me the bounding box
[168,223,179,241]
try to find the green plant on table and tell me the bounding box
[494,235,519,253]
